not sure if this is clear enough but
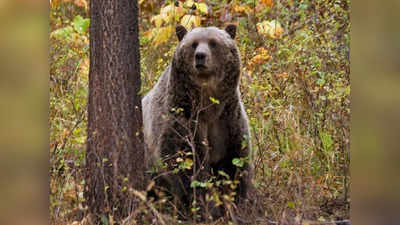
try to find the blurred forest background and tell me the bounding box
[49,0,350,224]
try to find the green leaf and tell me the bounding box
[232,158,244,167]
[179,157,193,170]
[287,201,296,209]
[319,131,333,152]
[209,97,220,104]
[218,170,230,179]
[241,139,247,150]
[316,78,326,86]
[50,26,74,39]
[197,3,208,14]
[190,180,207,188]
[299,3,308,10]
[73,15,90,34]
[190,180,200,188]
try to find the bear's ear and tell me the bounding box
[224,24,236,39]
[176,25,188,41]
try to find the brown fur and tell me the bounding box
[142,25,253,215]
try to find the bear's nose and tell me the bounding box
[195,52,206,61]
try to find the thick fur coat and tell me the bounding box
[142,25,252,209]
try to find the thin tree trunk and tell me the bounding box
[85,0,144,221]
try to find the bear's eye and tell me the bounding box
[192,42,198,49]
[209,40,217,48]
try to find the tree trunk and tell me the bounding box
[85,0,144,221]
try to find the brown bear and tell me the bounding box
[142,24,252,218]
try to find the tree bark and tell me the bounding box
[85,0,144,221]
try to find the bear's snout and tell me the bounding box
[195,53,207,70]
[194,43,210,70]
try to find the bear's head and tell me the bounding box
[173,25,241,88]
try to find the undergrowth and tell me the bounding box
[50,0,350,224]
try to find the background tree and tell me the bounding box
[85,0,144,222]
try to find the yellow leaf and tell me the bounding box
[180,15,201,30]
[50,0,60,7]
[160,4,175,24]
[183,158,193,169]
[151,15,163,27]
[174,5,187,20]
[248,47,272,68]
[261,0,274,7]
[143,29,153,40]
[249,54,271,65]
[276,72,289,80]
[198,3,208,14]
[151,26,174,46]
[73,0,88,9]
[158,3,187,24]
[209,96,220,104]
[232,5,251,14]
[257,20,283,39]
[184,0,195,8]
[256,47,269,55]
[194,16,201,27]
[176,157,183,162]
[268,20,283,38]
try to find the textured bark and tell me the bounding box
[85,0,144,221]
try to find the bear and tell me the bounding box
[142,24,252,219]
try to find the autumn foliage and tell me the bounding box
[50,0,350,224]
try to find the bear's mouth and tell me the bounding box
[195,64,207,70]
[196,68,212,79]
[195,64,211,78]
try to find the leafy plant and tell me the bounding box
[50,0,350,224]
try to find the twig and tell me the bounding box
[131,189,167,225]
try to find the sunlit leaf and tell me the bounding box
[190,180,207,188]
[73,0,88,9]
[180,15,201,30]
[257,20,283,39]
[232,5,251,14]
[209,97,220,104]
[151,15,163,27]
[248,47,271,68]
[51,26,74,39]
[184,0,195,8]
[160,4,176,24]
[287,201,296,209]
[149,25,174,46]
[276,72,289,80]
[261,0,274,7]
[50,0,60,7]
[173,4,187,20]
[218,170,230,179]
[316,78,326,86]
[179,157,193,170]
[232,158,244,167]
[198,3,208,14]
[161,3,187,21]
[319,131,333,152]
[72,15,90,34]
